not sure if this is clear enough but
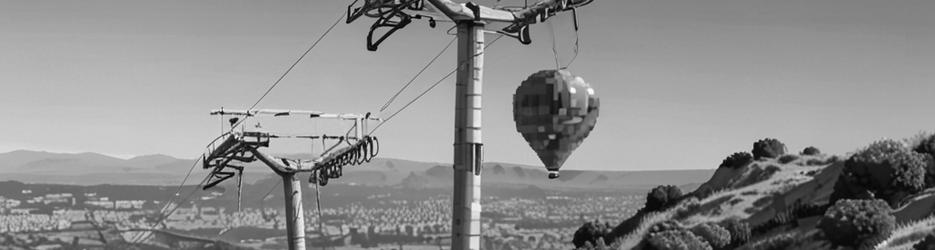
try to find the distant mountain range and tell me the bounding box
[0,150,714,191]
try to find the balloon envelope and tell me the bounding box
[513,69,599,179]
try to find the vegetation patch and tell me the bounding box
[801,146,821,156]
[778,154,799,164]
[691,222,731,250]
[720,152,754,169]
[830,139,927,207]
[818,199,895,250]
[753,138,786,160]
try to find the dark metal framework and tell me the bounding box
[346,0,593,50]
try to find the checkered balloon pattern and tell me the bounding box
[513,70,599,179]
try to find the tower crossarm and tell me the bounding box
[210,108,380,121]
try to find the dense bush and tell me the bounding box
[818,199,895,250]
[720,219,751,248]
[830,140,928,207]
[778,154,799,164]
[915,233,935,250]
[914,134,935,157]
[645,185,683,212]
[645,228,712,250]
[746,233,797,250]
[753,138,786,159]
[802,146,821,156]
[691,223,731,249]
[572,220,613,248]
[912,134,935,189]
[720,152,754,169]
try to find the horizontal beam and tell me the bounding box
[237,131,366,141]
[424,0,584,23]
[210,108,381,121]
[424,0,516,22]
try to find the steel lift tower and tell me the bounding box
[202,109,380,250]
[346,1,594,249]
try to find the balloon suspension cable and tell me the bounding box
[549,19,561,70]
[567,7,581,69]
[547,11,581,70]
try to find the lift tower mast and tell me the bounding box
[202,109,380,250]
[452,20,484,249]
[346,1,594,249]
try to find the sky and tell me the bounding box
[1,0,933,171]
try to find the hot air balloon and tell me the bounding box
[513,69,599,179]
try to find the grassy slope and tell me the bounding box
[609,152,935,249]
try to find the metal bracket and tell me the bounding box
[497,24,531,45]
[346,0,429,51]
[465,2,482,21]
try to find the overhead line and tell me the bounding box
[247,13,346,112]
[369,34,505,135]
[138,12,346,245]
[379,37,457,112]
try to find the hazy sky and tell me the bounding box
[1,0,933,171]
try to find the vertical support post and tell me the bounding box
[282,172,307,250]
[451,20,484,250]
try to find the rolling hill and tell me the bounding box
[0,150,713,191]
[575,135,935,250]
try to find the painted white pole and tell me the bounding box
[282,172,307,250]
[450,20,484,250]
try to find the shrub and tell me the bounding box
[778,154,799,164]
[747,233,797,250]
[720,219,750,248]
[910,133,935,189]
[818,199,895,250]
[691,223,731,249]
[720,152,754,169]
[645,185,683,212]
[572,220,612,248]
[830,140,928,207]
[753,138,787,159]
[802,146,821,156]
[914,134,935,157]
[645,228,712,250]
[915,233,935,250]
[648,220,683,234]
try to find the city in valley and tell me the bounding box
[0,181,645,249]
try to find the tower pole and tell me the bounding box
[451,20,484,250]
[282,172,307,250]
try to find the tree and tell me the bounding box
[753,138,786,159]
[802,146,821,156]
[645,185,683,212]
[913,135,935,189]
[720,152,754,169]
[572,220,612,248]
[830,140,927,207]
[818,199,895,250]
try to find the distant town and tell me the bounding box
[0,181,645,249]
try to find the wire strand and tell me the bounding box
[549,19,561,70]
[379,37,457,112]
[229,12,346,131]
[136,12,345,244]
[369,34,505,135]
